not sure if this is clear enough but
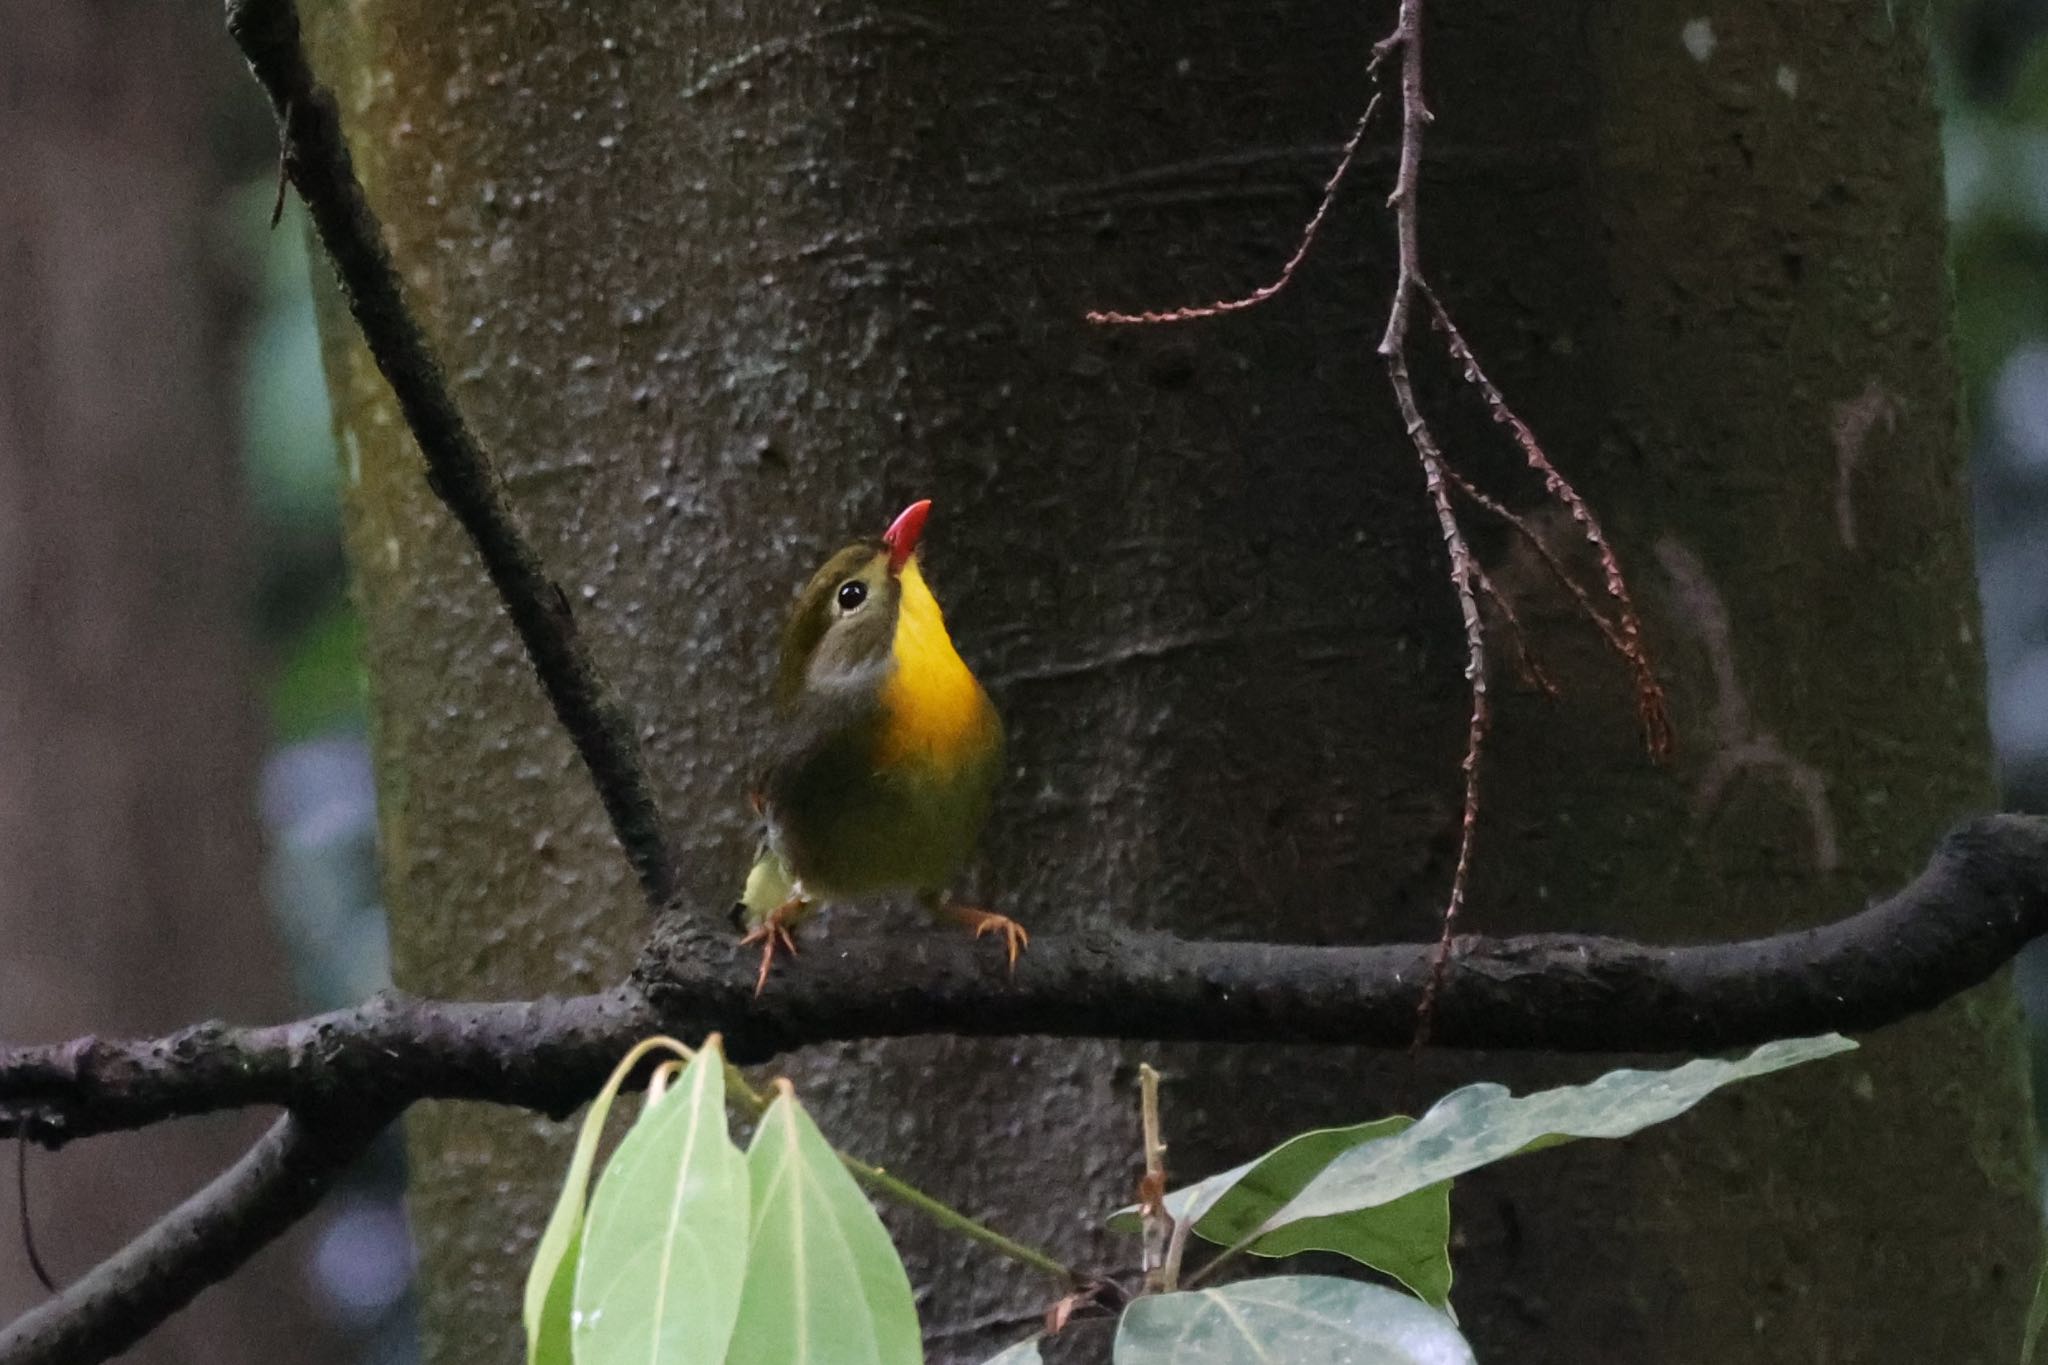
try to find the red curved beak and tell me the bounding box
[883,499,931,575]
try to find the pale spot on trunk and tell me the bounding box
[1831,379,1902,551]
[1656,537,1840,871]
[1681,18,1717,62]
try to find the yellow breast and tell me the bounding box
[875,557,997,770]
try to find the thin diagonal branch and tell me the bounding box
[223,0,680,907]
[0,1110,390,1365]
[5,816,2045,1150]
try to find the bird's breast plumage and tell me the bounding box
[873,557,1000,771]
[761,554,1000,900]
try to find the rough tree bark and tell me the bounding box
[307,2,2038,1362]
[0,3,343,1363]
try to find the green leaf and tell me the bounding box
[1265,1034,1855,1232]
[2023,1250,2048,1365]
[571,1040,750,1365]
[1152,1118,1410,1238]
[1110,1035,1853,1308]
[1112,1118,1451,1308]
[523,1035,691,1365]
[727,1086,923,1365]
[1239,1175,1450,1309]
[1113,1275,1474,1365]
[977,1340,1043,1364]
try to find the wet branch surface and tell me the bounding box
[5,815,2048,1361]
[6,815,2047,1152]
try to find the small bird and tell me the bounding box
[736,499,1022,992]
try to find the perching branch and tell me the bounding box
[4,816,2046,1362]
[0,1109,390,1365]
[223,0,680,908]
[0,811,2041,1365]
[7,815,2047,1152]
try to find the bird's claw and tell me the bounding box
[739,898,804,995]
[941,904,1030,974]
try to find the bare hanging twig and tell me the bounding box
[1423,285,1672,755]
[14,1136,53,1294]
[1369,0,1491,1050]
[1083,0,1672,1052]
[1085,94,1382,325]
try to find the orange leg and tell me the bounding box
[739,895,806,995]
[935,901,1030,973]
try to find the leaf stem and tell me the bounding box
[1178,1228,1260,1291]
[841,1156,1076,1282]
[722,1064,1076,1284]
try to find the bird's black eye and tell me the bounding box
[836,579,868,611]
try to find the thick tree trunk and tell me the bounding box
[313,2,2039,1362]
[0,4,342,1362]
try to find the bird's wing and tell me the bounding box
[761,686,883,813]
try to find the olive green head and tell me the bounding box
[773,499,933,709]
[773,541,901,708]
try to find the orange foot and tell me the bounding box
[739,896,805,996]
[938,903,1030,973]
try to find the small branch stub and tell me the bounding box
[1138,1064,1175,1292]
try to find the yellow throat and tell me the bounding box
[874,556,993,769]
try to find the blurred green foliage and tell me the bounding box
[1940,0,2048,1145]
[237,187,339,527]
[227,180,361,741]
[1944,2,2048,408]
[271,600,368,743]
[227,179,412,1364]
